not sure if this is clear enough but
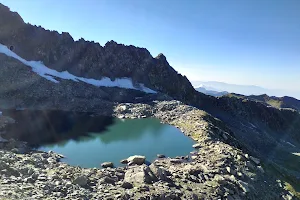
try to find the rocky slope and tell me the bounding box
[0,101,294,199]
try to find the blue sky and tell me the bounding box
[1,0,300,95]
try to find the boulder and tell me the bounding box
[127,155,146,165]
[157,154,166,158]
[73,175,88,187]
[120,159,128,164]
[121,181,133,189]
[101,162,114,168]
[192,143,201,149]
[124,165,157,184]
[120,105,127,111]
[149,163,171,182]
[101,176,116,184]
[170,158,182,164]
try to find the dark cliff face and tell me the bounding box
[0,3,300,143]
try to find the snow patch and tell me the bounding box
[0,44,156,93]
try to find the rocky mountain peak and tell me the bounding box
[0,3,24,25]
[105,40,118,47]
[155,53,167,61]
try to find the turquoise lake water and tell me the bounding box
[3,110,195,168]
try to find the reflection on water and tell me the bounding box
[3,109,195,168]
[3,109,114,148]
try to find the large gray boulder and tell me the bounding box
[124,165,157,184]
[149,163,171,182]
[127,155,146,165]
[73,175,88,187]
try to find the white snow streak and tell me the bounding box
[0,44,156,93]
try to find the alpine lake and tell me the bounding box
[3,110,195,168]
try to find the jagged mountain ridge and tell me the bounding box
[0,4,195,102]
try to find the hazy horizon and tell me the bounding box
[1,0,299,98]
[191,80,300,99]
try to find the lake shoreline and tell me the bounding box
[0,100,292,199]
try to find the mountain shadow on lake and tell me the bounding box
[2,109,114,148]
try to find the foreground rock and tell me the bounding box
[124,165,157,184]
[126,155,146,165]
[0,101,294,200]
[73,175,88,187]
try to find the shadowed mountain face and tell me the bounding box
[227,93,300,112]
[0,3,300,160]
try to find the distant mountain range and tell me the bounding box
[193,81,300,111]
[194,86,228,97]
[192,81,300,99]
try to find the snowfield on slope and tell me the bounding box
[0,44,156,94]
